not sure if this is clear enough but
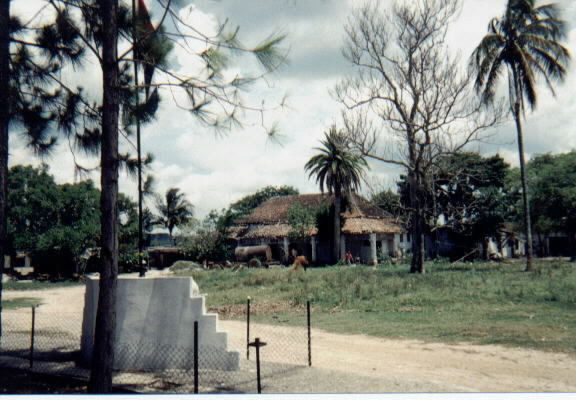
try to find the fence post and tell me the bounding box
[30,305,36,369]
[255,338,261,393]
[246,297,251,360]
[307,300,311,367]
[248,337,266,394]
[194,320,199,394]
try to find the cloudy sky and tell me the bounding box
[9,0,576,219]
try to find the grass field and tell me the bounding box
[2,297,42,309]
[174,260,576,354]
[2,280,81,292]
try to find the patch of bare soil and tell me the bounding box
[4,276,576,393]
[209,302,306,319]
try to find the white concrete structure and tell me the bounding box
[311,236,317,263]
[369,233,378,265]
[81,276,239,371]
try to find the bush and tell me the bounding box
[169,260,203,272]
[180,229,233,262]
[118,252,143,274]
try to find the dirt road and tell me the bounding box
[4,275,576,393]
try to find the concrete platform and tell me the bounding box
[80,275,239,371]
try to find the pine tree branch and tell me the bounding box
[47,0,103,64]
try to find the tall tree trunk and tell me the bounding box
[408,165,425,273]
[88,0,120,393]
[333,192,341,264]
[131,0,145,277]
[569,230,576,262]
[513,103,534,272]
[0,0,11,342]
[410,216,426,273]
[409,175,426,273]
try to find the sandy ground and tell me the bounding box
[3,271,576,393]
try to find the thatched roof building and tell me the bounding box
[234,193,401,239]
[232,193,405,265]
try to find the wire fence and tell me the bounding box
[0,300,313,394]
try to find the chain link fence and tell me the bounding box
[0,300,313,394]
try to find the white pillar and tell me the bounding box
[393,233,401,257]
[340,234,346,262]
[283,236,289,263]
[370,233,377,265]
[311,236,317,263]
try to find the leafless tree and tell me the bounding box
[333,0,503,273]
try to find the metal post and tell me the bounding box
[246,297,251,360]
[194,320,199,394]
[248,338,267,394]
[255,338,262,394]
[30,306,36,369]
[307,300,312,367]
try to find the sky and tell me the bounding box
[8,0,576,219]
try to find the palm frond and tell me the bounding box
[471,0,570,113]
[305,125,369,196]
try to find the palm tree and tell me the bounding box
[156,188,194,240]
[305,126,368,263]
[471,0,570,271]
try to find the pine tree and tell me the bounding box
[0,0,86,341]
[40,0,288,392]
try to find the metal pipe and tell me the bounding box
[255,337,261,394]
[194,320,199,394]
[307,300,312,367]
[246,297,251,360]
[30,306,36,369]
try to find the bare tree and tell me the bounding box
[334,0,503,273]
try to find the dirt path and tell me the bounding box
[4,276,576,393]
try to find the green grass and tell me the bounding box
[174,260,576,354]
[2,297,42,309]
[2,280,80,309]
[3,280,81,291]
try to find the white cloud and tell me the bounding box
[8,0,576,220]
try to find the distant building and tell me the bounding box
[230,193,405,265]
[145,226,182,269]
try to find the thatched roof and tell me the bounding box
[225,225,247,239]
[342,217,401,234]
[241,223,318,239]
[239,194,332,224]
[234,193,401,238]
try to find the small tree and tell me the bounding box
[226,185,299,222]
[305,126,368,263]
[156,187,194,239]
[287,201,322,240]
[370,189,403,219]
